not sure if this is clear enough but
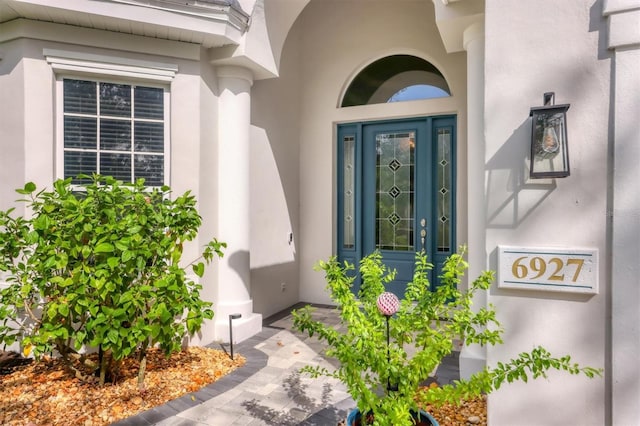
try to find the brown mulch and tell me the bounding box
[0,347,245,426]
[422,394,487,426]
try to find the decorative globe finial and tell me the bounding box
[377,292,400,316]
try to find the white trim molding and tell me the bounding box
[217,65,254,86]
[604,2,640,425]
[44,49,178,82]
[603,0,640,49]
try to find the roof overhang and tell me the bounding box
[0,0,249,48]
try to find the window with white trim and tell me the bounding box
[61,78,169,186]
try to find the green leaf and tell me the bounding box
[150,325,161,339]
[107,257,120,268]
[95,242,114,253]
[107,328,119,344]
[47,303,58,319]
[186,318,198,334]
[115,240,129,251]
[158,304,171,323]
[128,225,142,235]
[16,182,36,194]
[136,256,146,271]
[122,250,134,262]
[58,303,69,317]
[192,262,205,277]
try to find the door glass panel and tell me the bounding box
[437,128,451,252]
[343,135,355,249]
[376,132,414,251]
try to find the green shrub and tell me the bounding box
[292,249,601,426]
[0,175,225,386]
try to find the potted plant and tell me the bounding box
[292,248,601,426]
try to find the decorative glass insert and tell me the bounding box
[436,128,451,252]
[343,136,356,249]
[63,79,165,185]
[376,132,415,251]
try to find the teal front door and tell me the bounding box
[337,116,456,296]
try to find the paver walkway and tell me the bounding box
[113,303,460,425]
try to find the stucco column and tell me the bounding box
[214,65,262,342]
[606,3,640,424]
[459,21,487,380]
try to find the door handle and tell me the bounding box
[420,218,426,246]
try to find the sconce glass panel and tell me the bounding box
[530,104,570,178]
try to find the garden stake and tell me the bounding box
[377,292,400,393]
[385,315,397,392]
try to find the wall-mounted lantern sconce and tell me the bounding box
[229,313,241,360]
[529,92,570,178]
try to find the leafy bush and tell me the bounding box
[0,175,225,386]
[292,249,601,426]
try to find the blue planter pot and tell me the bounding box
[346,408,439,426]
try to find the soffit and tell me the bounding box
[432,0,484,53]
[0,0,248,48]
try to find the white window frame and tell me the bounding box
[46,49,176,186]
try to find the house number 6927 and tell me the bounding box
[498,246,598,294]
[511,256,585,282]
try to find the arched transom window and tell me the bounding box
[341,55,450,107]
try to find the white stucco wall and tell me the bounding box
[0,39,54,207]
[0,39,27,217]
[484,1,608,424]
[250,24,302,319]
[286,0,468,305]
